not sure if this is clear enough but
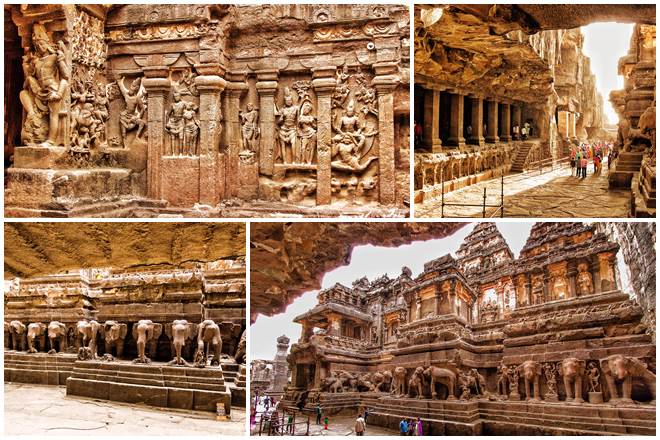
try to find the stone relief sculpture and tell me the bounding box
[408,366,425,398]
[77,319,100,359]
[600,354,656,403]
[100,320,128,359]
[234,329,246,364]
[543,363,558,401]
[559,358,586,403]
[518,360,542,401]
[497,361,510,396]
[132,319,162,364]
[576,263,594,295]
[298,99,317,164]
[166,90,187,156]
[424,366,457,400]
[20,24,70,147]
[27,322,47,353]
[117,76,146,144]
[9,321,27,351]
[240,103,259,152]
[47,321,67,353]
[392,366,407,396]
[509,365,521,400]
[166,319,197,366]
[196,319,223,367]
[275,87,300,164]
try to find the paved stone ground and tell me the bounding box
[252,414,398,436]
[416,162,631,218]
[4,383,245,436]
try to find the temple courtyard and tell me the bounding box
[416,162,631,218]
[5,383,245,436]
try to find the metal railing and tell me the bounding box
[440,169,504,218]
[255,410,311,436]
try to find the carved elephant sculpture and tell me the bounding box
[373,370,394,392]
[47,321,67,353]
[408,366,426,399]
[558,358,586,403]
[9,321,26,351]
[357,373,376,392]
[165,319,196,365]
[518,360,542,401]
[392,366,407,396]
[323,373,343,393]
[132,319,163,363]
[77,320,100,359]
[600,354,656,403]
[234,329,246,364]
[197,319,222,366]
[27,322,47,353]
[100,320,128,358]
[424,366,457,400]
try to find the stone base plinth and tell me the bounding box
[66,359,231,413]
[4,351,77,385]
[292,392,655,435]
[161,156,202,207]
[5,167,138,216]
[589,391,604,404]
[13,145,68,169]
[237,151,259,200]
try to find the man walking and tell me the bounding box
[316,404,322,425]
[399,418,408,436]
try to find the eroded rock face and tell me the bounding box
[250,222,466,320]
[4,222,245,279]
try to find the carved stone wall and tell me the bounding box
[4,4,410,217]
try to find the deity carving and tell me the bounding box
[117,76,146,144]
[166,90,187,155]
[183,102,200,156]
[240,103,260,152]
[275,87,300,164]
[20,24,70,147]
[543,363,558,400]
[497,361,510,396]
[586,361,601,392]
[576,263,594,296]
[550,267,568,301]
[70,80,108,152]
[531,273,544,305]
[298,99,317,164]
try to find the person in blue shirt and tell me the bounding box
[399,419,408,436]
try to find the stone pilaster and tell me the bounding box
[372,62,399,206]
[142,67,170,200]
[312,66,336,205]
[255,70,278,177]
[468,96,485,146]
[195,73,226,205]
[512,104,522,132]
[224,72,248,198]
[486,100,499,143]
[423,88,442,152]
[447,92,466,148]
[500,103,511,142]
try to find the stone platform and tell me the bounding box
[4,351,77,385]
[4,351,241,413]
[298,393,655,435]
[66,360,231,413]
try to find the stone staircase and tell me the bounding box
[4,351,77,385]
[65,360,232,413]
[609,152,644,188]
[510,142,536,173]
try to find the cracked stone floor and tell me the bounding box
[4,383,245,436]
[416,162,631,218]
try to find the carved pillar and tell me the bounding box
[468,96,485,146]
[598,252,617,291]
[486,100,499,143]
[224,72,248,198]
[312,66,336,205]
[447,93,466,148]
[256,70,278,176]
[569,112,577,140]
[326,313,341,337]
[557,110,570,138]
[195,73,226,205]
[372,62,399,205]
[512,104,522,137]
[500,103,511,142]
[142,67,170,200]
[423,88,442,152]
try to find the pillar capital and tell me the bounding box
[194,62,225,77]
[142,77,170,93]
[194,75,226,92]
[255,69,279,82]
[142,65,169,78]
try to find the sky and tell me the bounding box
[581,23,635,124]
[250,222,533,360]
